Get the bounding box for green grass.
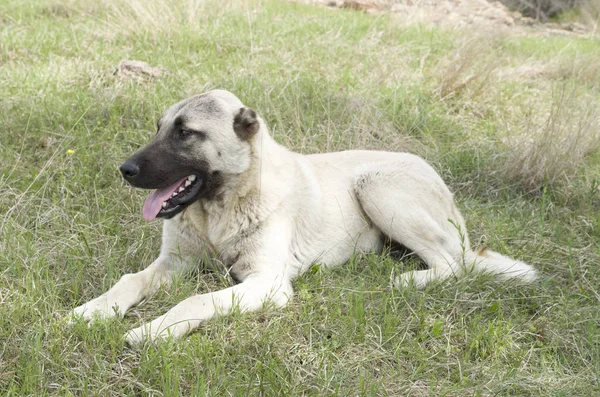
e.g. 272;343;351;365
1;0;600;395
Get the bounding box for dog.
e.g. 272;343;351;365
71;89;537;344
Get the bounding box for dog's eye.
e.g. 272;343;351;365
178;129;207;140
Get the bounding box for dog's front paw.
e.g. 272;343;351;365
69;296;122;323
125;314;194;346
125;322;171;346
124;326;149;346
394;272;415;289
394;269;435;289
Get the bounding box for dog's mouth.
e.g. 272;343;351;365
142;175;203;221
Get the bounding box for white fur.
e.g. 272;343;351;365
71;90;537;344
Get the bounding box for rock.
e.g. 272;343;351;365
114;60;170;79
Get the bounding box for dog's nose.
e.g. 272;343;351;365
120;162;139;180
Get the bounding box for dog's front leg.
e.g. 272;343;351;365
71;254;193;321
125;274;292;344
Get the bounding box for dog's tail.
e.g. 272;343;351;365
463;247;537;282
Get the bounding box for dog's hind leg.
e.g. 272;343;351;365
354;160;536;287
354;163;471;288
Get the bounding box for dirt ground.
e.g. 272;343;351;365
295;0;592;35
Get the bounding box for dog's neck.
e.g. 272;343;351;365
231;121;296;202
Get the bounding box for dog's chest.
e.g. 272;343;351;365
187;197;265;260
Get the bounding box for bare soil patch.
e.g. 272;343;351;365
297;0;591;35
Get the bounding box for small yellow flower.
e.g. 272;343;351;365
67;149;75;155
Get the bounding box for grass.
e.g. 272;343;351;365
1;0;600;395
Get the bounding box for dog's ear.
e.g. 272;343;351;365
233;107;259;141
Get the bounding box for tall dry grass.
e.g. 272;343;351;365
435;37;501;104
433;34;600;194
500;86;600;192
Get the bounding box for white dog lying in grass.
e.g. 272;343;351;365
71;90;537;344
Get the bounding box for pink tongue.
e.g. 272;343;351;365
142;177;188;221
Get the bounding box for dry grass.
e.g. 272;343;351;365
105;0;213;34
500;85;600;192
555;54;600;88
431;34;600;194
435;37;502;103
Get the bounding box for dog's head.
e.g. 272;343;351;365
120;90;260;221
